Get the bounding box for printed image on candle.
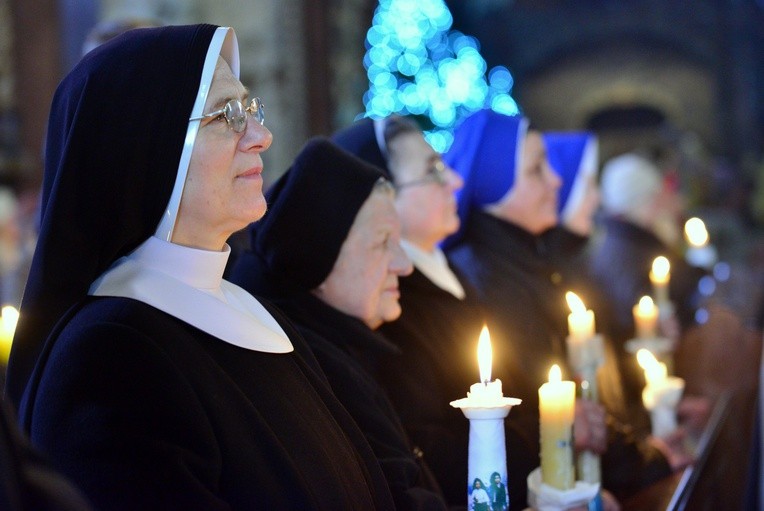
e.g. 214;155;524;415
467;472;508;511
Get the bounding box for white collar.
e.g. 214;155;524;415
400;239;465;299
88;236;292;353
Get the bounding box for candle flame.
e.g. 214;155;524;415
651;256;670;281
636;348;658;370
684;217;709;247
477;325;492;384
565;291;586;314
637;295;655;313
548;364;561;383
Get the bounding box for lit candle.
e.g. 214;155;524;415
636;349;685;438
632;295;658;339
684;217;717;269
539;364;575;490
565;291;595;343
0;305;19;365
649;256;671;308
450;326;520;511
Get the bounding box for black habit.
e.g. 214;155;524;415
8;25;394;510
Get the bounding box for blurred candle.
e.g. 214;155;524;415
632;296;658;339
565;291;595;343
684;217;717;269
649;256;670;307
636;349;667;388
0;305;19;365
539;364;575;490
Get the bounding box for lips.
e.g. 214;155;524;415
237;166;263;178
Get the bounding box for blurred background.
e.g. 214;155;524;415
2;0;764;273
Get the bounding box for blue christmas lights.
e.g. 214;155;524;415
363;0;520;152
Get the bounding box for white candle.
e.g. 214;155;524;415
539;364;575;490
0;305;19;365
565;291;595;343
650;256;671;307
633;295;659;339
450;326;521;511
636;349;685;437
684;217;717;269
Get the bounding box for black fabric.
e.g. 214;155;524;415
6;24;216;406
21;296;394;510
0;399;93;511
331;118;391;179
256;292;448;511
446;211;673;506
246;138;386;297
376;267;484;506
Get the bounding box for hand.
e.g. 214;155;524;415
649;428;695;471
574;399;607;454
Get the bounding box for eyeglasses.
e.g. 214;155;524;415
189;97;265;133
394;159;448;190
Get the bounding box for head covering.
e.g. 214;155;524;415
442;109;529;246
7;24;236;406
331;117;391;178
600;152;662;220
232;138;387;298
543;132;597;213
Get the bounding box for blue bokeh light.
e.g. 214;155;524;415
362;0;520;151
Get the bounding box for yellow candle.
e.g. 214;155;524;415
649;256;670;306
565;291;595;343
632;295;658;339
0;305;19;365
539;364;575;490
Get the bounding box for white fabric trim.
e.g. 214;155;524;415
89;236;292;353
400;239;465;299
156;27;239;242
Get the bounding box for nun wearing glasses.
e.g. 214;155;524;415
6;24;393;510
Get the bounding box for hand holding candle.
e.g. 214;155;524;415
539;364;575;490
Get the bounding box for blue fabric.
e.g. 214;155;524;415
543;132;594;213
442;110;527;247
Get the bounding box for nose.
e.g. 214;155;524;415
446;165;464;192
547;161;562;189
391;241;413;277
239;118;273;153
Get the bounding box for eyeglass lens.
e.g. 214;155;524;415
225;98;264;133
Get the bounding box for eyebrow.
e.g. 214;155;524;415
208;86;250;112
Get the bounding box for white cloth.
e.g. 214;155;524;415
89;236;292;353
600;153;662;220
401;240;465;299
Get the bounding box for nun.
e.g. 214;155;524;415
443;110;686;507
332;116;488;506
6;25;393;510
229;138;450;511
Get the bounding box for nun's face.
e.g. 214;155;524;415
492;131;561;235
388;131;463;252
173;58;272;250
316;188;413;329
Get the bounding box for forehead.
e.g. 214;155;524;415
206;58;247;107
352;190;398;234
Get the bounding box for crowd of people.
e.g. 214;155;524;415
0;22;758;511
